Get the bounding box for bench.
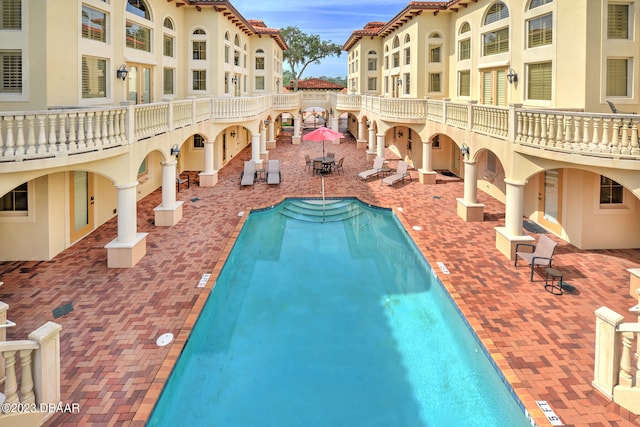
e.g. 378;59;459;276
176;175;190;192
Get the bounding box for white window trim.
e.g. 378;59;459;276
594;174;635;213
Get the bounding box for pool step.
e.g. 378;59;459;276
280;199;363;222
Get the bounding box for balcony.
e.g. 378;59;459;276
0;94;638;171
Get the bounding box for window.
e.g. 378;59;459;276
234;34;240;46
607;58;629;96
224;46;229;63
193;28;205;35
0;0;21;30
529;0;552;7
367;77;377;91
404;48;410;65
485;1;509;25
163;68;174;95
163;17;173;30
255;57;264;70
432;135;440;148
81;56;106;98
527;62;552;100
392;36;399;48
192;70;206;91
404;34;411;43
255;76;265;90
0;183;27;212
126;22;151;52
600;176;624;204
193;41;206;60
459;22;471;34
163;34;174;57
368;58;377;71
429;73;441;92
459;70;470;96
193;134;205;148
430;46;441;63
404;73;410;94
126;0;150;20
459;39;470;60
82;6;106;42
483;27;509;55
608;4;629;39
234;50;240;66
528;13;552;48
0;50;21;93
392;52;399;68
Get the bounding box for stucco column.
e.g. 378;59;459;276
331;117;339;132
376;133;385;159
199;140;218;187
260;127;268;160
456;159;485;221
368;127;376;153
105;181;148;268
154;160;184;227
504;179;526;236
161;160;177;207
495;178;533;260
356;121;367;148
251;133;261;162
116;181;139;243
292;115;301;144
418;140;437;185
267;121;276;149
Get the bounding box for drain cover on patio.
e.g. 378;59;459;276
52;302;73;319
523;220;547;234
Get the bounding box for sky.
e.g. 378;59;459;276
229;0;427;79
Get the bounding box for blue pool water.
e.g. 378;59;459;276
149;199;532;427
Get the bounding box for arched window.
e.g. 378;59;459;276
192;28;206;60
193;28;205;35
459;22;470;34
404;34;411;43
163;17;173;30
224;31;230;41
234;34;240;46
255;49;265;70
126;0;150;20
529;0;552;9
367;50;377;71
428;32;441;39
392;36;400;48
484;1;509;25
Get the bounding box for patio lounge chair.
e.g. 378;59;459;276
514;234;558;281
607;100;636;115
267;159;281;186
381;161;411;187
357;157;384;181
240;160;256;187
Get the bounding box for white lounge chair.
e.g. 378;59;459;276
381;161;411;187
267;159;281;186
240;160;256;187
357;157;384;181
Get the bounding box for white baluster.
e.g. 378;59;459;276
539;113;548;146
618;331;634;387
19;349;35;404
563;116;572;149
547;115;556;147
619;122;629;155
630;121;639;156
5;117;15;156
68;113;77;151
572;116;581;151
600;119;609;153
77;113;86;150
26;115;36;155
57;114;67;153
3;350;18;406
581;117;591;151
590;117;600;151
15;115;25;156
86;111;95;147
533;113;541;144
36;114;47;154
108;110;116;145
93;111;102;148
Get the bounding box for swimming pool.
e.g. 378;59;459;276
149;199;532;426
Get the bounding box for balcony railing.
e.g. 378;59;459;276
1;94;640;165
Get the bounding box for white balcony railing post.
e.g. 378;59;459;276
593;306;625;399
28;321;62;410
508;104;521;143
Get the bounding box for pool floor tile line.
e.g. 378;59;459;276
0;129;639;426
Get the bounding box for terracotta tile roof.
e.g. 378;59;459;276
286;78;345;91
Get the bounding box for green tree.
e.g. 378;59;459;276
281;26;342;91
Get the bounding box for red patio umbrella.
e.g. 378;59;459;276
303;127;344;157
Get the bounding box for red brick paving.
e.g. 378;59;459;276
1;130;639;426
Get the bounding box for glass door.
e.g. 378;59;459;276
538;169;563;234
127;63;152;104
481;68;507;106
70;171;94;243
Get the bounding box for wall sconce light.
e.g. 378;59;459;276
231;76;238;85
170;144;180;157
329;108;333;115
398;131;404;138
264;119;270;125
507;68;518;84
461;143;470;159
397;79;403;86
230;130;236;138
116;64;128;81
366;120;371;127
276;78;280;86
